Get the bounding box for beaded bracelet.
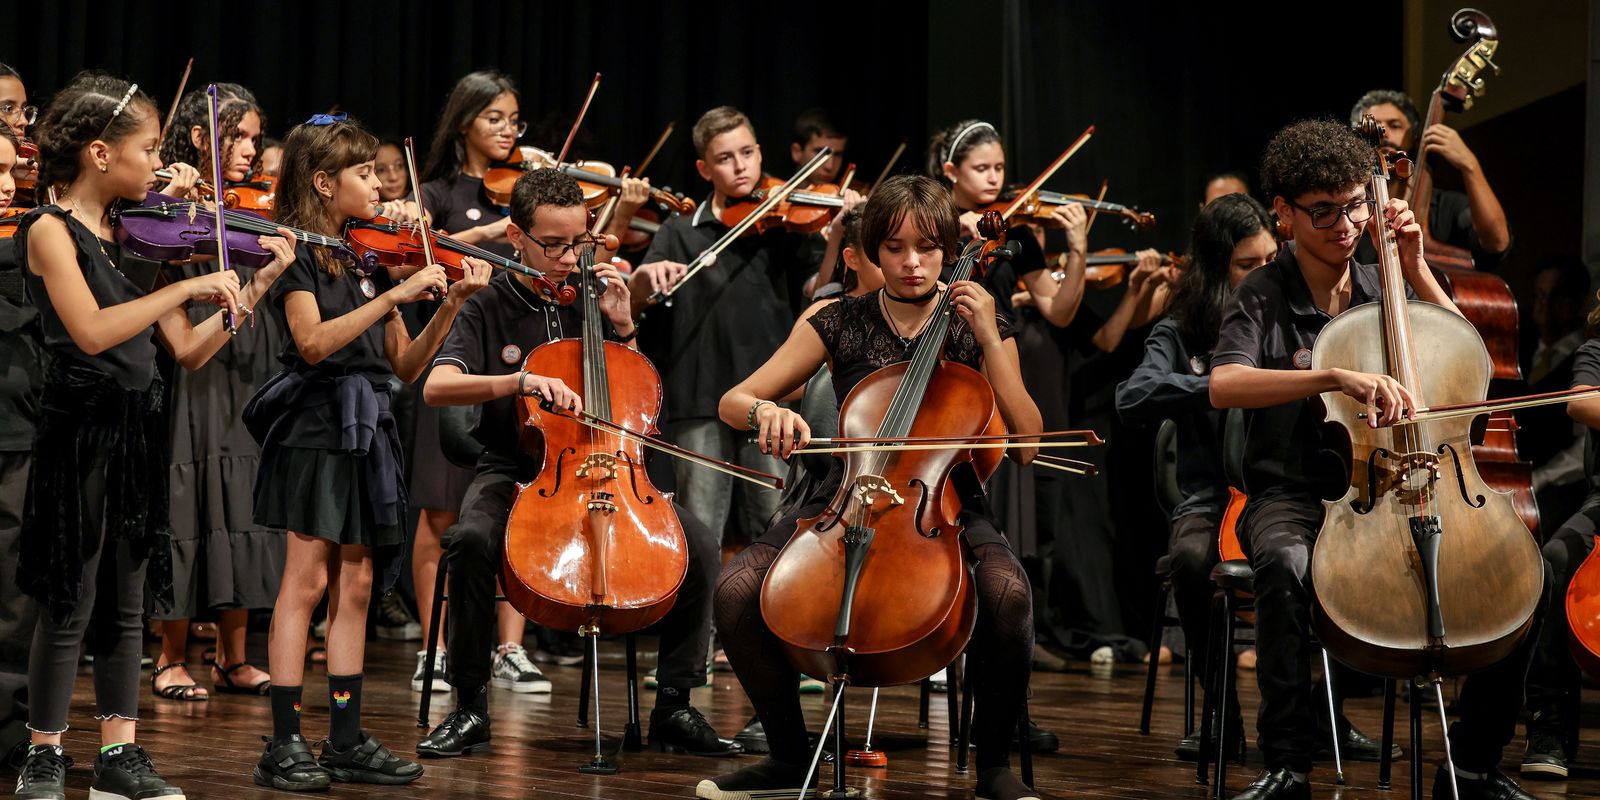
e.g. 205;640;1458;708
747;400;774;430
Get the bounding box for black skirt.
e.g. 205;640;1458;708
254;444;404;550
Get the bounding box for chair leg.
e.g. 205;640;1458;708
1214;595;1238;800
956;655;975;773
623;634;643;751
1018;698;1034;788
1183;645;1196;737
417;554;450;728
1378;678;1397;790
947;655;962;745
1140;579;1172;735
919;677;931;729
1196;591;1224;787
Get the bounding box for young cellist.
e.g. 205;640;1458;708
704;174;1043;800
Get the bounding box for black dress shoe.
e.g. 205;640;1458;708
1316;723;1402;762
1011;720;1060;753
417;707;491;758
649;707;743;757
1231;768;1311;800
733;716;769;754
1432;766;1537;800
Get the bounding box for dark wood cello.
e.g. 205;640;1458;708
1405;9;1539;535
1308;117;1543;794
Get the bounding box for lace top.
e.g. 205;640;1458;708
806;290;1015;408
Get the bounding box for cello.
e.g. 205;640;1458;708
1308;116;1543;792
1404;9;1539;535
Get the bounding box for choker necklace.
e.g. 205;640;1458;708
882;286;941;305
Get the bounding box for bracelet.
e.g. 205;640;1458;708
615;326;639;343
518;372;530;397
746;400;774;430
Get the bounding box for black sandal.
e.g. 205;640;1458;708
214;661;272;695
151;661;209;702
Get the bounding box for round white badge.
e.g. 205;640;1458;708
466;207;483;221
501;344;522;365
1293;348;1313;370
359;277;376;299
1189;355;1207;376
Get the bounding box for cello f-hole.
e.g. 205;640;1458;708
1438;443;1487;509
908;479;938;538
537;447;578;497
620;453;656;505
1354;448;1392;514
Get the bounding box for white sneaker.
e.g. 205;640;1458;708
375;593;422;641
411;649;450;692
490;643;552;694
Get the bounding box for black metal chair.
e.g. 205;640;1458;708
1139;419;1197;737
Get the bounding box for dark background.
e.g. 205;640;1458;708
5;0;1587;642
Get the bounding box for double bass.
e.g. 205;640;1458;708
1404;9;1539;535
1308;117;1542;684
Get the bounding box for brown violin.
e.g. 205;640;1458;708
483;146;695;215
981;188;1156;232
721;174;849;235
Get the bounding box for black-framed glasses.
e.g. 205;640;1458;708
1286;198;1376;229
525;234;599;259
0;102;37;126
477;113;528;139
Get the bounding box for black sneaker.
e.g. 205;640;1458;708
1520;728;1570;781
317;732;422;785
649;707;742;757
14;744;71;800
90;744;183;800
694;757;857;800
252;735;331;792
417;707;491;758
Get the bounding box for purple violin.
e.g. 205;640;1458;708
114;192;367;269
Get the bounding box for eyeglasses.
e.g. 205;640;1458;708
524;234;598;259
477;113;528;139
1286;198;1376;229
0;102;37;126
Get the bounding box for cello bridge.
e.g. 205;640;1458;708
576;453;618;482
850;474;904;510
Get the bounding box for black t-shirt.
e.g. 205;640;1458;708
1354;188;1510;271
969;223;1047;322
419;176;515;261
806;291;1014;408
272;243;397;383
433;271;611;458
639;200;823;422
0;237;42;450
1115;316;1227;517
18;206;158;391
1572;338;1600;488
1211;244;1414;498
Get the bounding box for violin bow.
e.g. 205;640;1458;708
649;146;834;304
160;58;194;143
204;84;241;334
400;137;446;300
591;167;628;238
634;122;674;179
1358;386;1600;426
555;73;602;165
1083;179;1110;235
543;406;784;490
870;141;907;192
1002;125;1095;222
837;164;857;197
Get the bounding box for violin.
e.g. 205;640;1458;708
982;188;1156;232
155;169;277;217
1062;249;1185;289
12;139;38;206
501;235;687;635
114;192;356;269
343;216;575;305
483;146;695;215
0;207;24;239
1306;117;1542;681
720;174;849;235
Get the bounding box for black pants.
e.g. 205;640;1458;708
1168;511;1222;672
443;451;718;698
1524;491;1600;751
0;451;35;751
1241;492;1547;774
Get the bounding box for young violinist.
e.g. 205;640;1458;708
416;166;741;759
246;112;489;791
628;105;855;550
1208;118;1542;800
0;64;35;188
1113;192;1277;756
705;174;1044;800
788;108;846;190
1349;90;1511;269
1519;302;1600;781
11;71;297;800
150;82;277;704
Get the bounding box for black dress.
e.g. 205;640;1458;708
757;291;1015;550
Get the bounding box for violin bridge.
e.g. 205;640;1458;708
850;474;904;510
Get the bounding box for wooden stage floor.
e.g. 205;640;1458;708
38;637;1600;799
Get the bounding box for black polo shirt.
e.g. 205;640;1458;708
1571;338;1600;488
639;198;823;423
1211;244;1415;499
433;270;619;458
1354;188;1510;271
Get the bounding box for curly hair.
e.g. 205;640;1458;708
274;117;379;276
1166;193;1276;353
31;71;157;191
926;119;1001;188
1260;119;1371;203
159;83;263;178
509;167;584;232
860;174;960;267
